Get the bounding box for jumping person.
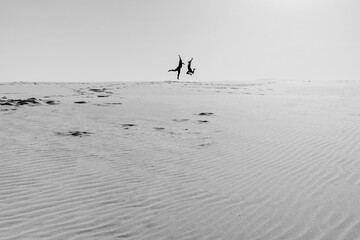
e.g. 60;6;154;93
168;55;185;80
186;58;196;76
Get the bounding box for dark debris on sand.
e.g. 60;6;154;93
56;130;92;137
70;131;91;137
74;101;88;104
89;88;107;93
107;102;122;105
198;112;214;116
0;108;17;112
172;119;189;122
0;97;59;107
44;100;59;105
121;124;136;127
121;124;136;130
93;102;122;107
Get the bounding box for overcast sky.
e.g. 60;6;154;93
1;0;360;82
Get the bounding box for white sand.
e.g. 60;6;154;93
1;80;360;240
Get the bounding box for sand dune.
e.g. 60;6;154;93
1;80;360;239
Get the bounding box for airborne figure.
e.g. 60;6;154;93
168;55;185;80
186;58;196;76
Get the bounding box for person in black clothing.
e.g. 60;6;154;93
186;58;196;76
168;55;185;80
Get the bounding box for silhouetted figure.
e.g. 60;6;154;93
168;55;185;80
186;58;196;76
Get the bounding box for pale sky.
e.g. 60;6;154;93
1;0;360;82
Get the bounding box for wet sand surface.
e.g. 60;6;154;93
1;80;360;240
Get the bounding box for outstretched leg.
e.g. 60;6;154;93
177;70;180;80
